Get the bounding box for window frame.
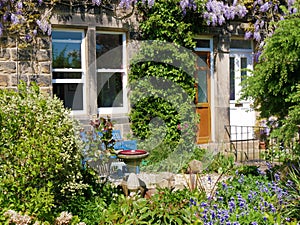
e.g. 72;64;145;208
96;31;128;114
51;29;87;115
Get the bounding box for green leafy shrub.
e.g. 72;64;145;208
0;82;88;222
59;181;123;225
205;152;235;174
141;145;206;173
99;188;204;224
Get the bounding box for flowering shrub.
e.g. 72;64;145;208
3;210;86;225
0;82;89;222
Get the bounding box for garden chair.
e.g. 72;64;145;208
112;130;137;150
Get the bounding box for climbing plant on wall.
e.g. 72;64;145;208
128;0;203;163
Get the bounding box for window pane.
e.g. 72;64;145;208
230;40;252;49
53;83;83;110
96;33;123;69
197;54;208;68
197;70;208;103
241;57;247;82
52;31;82;40
52;42;81;68
230;57;235;100
195;39;210;48
97;72;123;107
53;72;81;79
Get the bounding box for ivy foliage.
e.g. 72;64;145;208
128;0;203;166
0;82;88;222
240;13;300;147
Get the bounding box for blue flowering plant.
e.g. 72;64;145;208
190;166;298;224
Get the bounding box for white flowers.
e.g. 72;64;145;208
4;210;31;225
4;210;87;225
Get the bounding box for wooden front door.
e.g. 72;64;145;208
195;52;211;144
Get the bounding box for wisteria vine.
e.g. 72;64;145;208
0;0;298;46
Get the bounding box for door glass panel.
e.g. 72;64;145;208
196;54;208;68
197;70;208;103
230;57;235;100
96;33;123;69
53;83;83;110
97;72;123;107
241;57;247;82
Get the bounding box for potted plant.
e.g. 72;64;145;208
254;118;269;149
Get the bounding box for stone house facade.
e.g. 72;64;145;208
0;5;256;146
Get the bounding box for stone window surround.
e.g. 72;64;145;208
51;26;129;118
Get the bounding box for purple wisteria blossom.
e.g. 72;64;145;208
259;2;270;12
253;31;261;42
92;0;101;6
36;19;51;35
25;33;32;42
244;31;252;39
10;14;19;24
180;0;197;14
204;0;247;26
119;0;137;8
16;1;22;9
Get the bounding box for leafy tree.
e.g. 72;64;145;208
240;12;300;147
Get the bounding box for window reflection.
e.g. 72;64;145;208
52;42;81;68
97;72;123;107
96;33;123;69
197;70;208;103
53;83;83;110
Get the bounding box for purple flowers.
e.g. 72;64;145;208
259;2;270;12
92;0;102;6
203;0;247;26
191;167;293;224
119;0;136;8
180;0;197;14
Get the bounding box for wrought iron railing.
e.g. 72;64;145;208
224;125;270;162
224;125;298;163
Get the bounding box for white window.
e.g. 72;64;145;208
52;30;86;115
96;31;128;114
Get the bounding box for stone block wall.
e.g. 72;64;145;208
0;36;52;93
